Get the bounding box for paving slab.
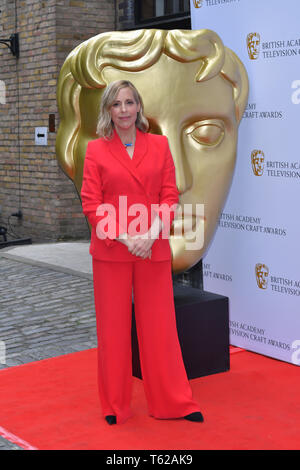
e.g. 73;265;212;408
0;241;92;279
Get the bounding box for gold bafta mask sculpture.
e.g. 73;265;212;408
56;29;248;273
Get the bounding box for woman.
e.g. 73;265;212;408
81;79;203;425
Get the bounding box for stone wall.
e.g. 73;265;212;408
0;0;115;243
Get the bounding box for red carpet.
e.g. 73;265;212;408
0;347;299;450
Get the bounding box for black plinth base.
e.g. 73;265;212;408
131;285;230;380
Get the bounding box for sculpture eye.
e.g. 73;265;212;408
185;120;225;146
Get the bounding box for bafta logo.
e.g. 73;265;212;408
255;263;269;289
193;0;203;7
251;150;265;176
247;33;260;60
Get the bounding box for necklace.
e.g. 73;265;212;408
121;131;136;148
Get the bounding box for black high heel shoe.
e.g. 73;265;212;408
105;415;117;425
184;412;204;422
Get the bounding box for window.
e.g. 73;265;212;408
138;0;190;22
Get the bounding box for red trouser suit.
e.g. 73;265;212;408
81;129;201;423
92;258;201;424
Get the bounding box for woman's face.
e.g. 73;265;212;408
109;87;140;134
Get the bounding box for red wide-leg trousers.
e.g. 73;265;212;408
92;258;201;424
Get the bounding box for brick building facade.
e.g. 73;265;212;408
0;0;190;245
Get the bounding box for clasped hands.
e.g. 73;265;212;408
117;216;163;259
124;233;154;259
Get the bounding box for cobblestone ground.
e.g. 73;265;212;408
0;257;98;450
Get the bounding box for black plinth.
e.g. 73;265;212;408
131;284;230;380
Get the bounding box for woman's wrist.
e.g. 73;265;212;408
148;215;164;240
116;232;128;245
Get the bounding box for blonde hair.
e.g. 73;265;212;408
96;80;149;138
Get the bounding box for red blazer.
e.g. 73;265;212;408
81;128;179;262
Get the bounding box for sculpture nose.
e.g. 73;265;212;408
164;128;193;195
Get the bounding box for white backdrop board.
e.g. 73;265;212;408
190;0;300;365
